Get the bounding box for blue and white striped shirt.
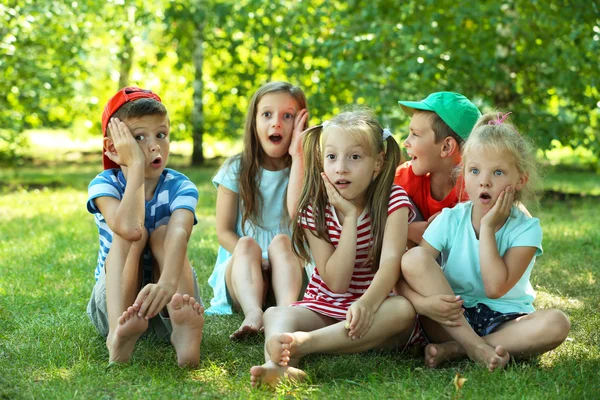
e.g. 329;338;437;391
87;168;199;281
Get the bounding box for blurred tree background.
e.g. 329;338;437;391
1;0;598;166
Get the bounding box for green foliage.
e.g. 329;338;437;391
0;1;93;162
1;1;599;163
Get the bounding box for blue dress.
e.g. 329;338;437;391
206;156;295;315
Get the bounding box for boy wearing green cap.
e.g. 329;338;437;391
394;92;481;247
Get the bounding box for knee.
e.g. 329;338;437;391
235;236;261;255
268;234;291;253
263;305;287;322
396;296;417;319
401;247;430;279
387;296;417;325
542;309;571;344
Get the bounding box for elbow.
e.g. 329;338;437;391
113;224;144;242
324;275;350;294
329;283;350;294
216;229;229;247
484;284;507;299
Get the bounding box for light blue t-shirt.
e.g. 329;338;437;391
87;168;199;281
206;156;292;315
423;202;543;314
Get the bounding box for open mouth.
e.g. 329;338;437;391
480;193;491;200
269;134;282;144
335;180;351;185
151;156;162;167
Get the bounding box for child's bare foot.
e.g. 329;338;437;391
424;342;463;368
467;343;510;371
250;361;307;388
266;332;296;366
230;309;263;341
169;293;204;367
107;305;148;363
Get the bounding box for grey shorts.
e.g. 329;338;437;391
86;266;201;340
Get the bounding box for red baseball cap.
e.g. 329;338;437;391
101;86;162;170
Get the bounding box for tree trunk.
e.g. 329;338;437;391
191;17;205;166
117;6;135;89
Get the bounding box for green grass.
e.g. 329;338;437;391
1;161;599;399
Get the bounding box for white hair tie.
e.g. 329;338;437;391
382;128;392;140
322;120;329;129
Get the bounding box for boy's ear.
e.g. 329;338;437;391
104;137;116;153
440;137;459;158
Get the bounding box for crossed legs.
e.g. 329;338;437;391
250;296;417;387
402;247;569;369
422;309;570;367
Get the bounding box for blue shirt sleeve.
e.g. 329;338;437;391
169;174;199;225
213;157;240;193
87;170;122;214
509;214;543;256
422;206;455;252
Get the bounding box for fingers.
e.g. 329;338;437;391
345;309;353;331
108;118;129;141
321;173;338;200
347;306;360;337
294;109;308;130
352;313;373;339
134;285;151;317
347;306;374;339
503;186;515;210
442;295;464;317
104;150;120;164
440;294;461;303
145;291;169;319
135;285;166;319
290;109;309;157
320;173;343;205
491;190;505;213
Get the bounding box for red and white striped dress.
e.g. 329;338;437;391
291;185;415;320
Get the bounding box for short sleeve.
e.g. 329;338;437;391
422;206;455;252
388;185;416;223
87;170;122;214
169;175;199;222
510;216;543;256
393;162;417;198
213;157;240;193
299;204;316;231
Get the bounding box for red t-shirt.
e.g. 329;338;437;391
393;162;467;220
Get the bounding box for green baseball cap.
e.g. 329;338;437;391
398;92;481;139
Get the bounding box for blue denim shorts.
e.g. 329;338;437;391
464;303;527;337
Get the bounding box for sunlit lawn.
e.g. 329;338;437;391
1;149;599;398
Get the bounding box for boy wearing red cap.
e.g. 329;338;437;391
394;92;481;247
86;87;204;366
